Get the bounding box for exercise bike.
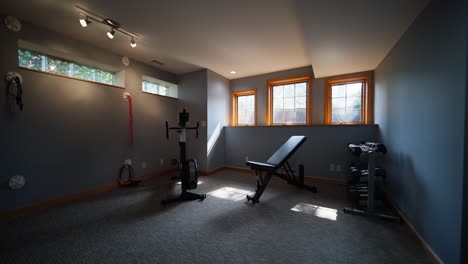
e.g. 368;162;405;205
161;109;206;204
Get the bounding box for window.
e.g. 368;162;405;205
325;74;373;124
142;76;178;98
232;89;256;126
267;76;311;125
18;48;115;85
142;80;168;96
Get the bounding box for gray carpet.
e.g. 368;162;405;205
0;170;433;264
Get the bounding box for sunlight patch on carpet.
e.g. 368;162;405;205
208;187;252;201
291;203;338;221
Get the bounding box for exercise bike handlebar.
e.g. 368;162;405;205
165;121;200;140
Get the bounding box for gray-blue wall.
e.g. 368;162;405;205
462;3;468;263
228;67;378;179
0;21;180;212
225;126;377;179
207;70;230;170
177;69;208;171
374;0;466;263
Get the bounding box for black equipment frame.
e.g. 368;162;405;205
162;109;206;204
246;136;317;204
344;143;399;223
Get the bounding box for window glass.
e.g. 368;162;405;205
18;49;42;70
237;95;255;125
330;82;363;123
232;89;256;126
141;77;177;98
272;81;307;124
143;81;165;95
18;48;115;85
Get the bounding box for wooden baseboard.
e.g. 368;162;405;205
136;167;177;181
222;165;255;174
200;165;254;175
199;166;227;176
386;196;443;264
0;167;176;222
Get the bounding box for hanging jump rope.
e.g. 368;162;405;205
123;92;133;145
119;93;139;186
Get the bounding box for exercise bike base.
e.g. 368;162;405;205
246;195;259;204
162;191;206;205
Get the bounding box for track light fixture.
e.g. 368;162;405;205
76;6;139;48
79;16;91;27
107;28;115;39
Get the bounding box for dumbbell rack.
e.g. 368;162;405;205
344;143;400;222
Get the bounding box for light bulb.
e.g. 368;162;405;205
79;18;87;27
107;28;115;39
130;37;136;48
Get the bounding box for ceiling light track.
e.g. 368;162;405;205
76;5;139;48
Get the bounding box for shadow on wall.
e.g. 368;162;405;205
0;179;11;191
387;151;425;227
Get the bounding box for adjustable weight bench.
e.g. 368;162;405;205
246;135;317;204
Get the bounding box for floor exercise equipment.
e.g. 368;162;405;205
118;160;140;187
245;135;317;204
162;109;206;204
343;142;399;222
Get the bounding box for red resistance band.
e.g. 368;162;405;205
127;94;133;145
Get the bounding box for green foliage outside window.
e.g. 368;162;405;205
18;49;42;70
18;48;115;85
47;57;70;75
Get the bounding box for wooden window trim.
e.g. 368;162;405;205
325;73;373;125
142;91;178;100
266;75;312;126
232;89;257;126
18;66;125;89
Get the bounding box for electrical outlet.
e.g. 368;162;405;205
330;164;336;172
141;161;147;169
160;159;164;165
336;164;341;172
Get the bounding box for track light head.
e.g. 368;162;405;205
79;18;87;27
76;6;139;47
79;17;91;27
107;28;115;39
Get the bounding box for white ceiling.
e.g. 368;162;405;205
1;0;429;79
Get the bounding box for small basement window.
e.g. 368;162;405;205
232;89;256;126
325;73;373;124
142;76;178;98
18;48;116;85
267;75;311;125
